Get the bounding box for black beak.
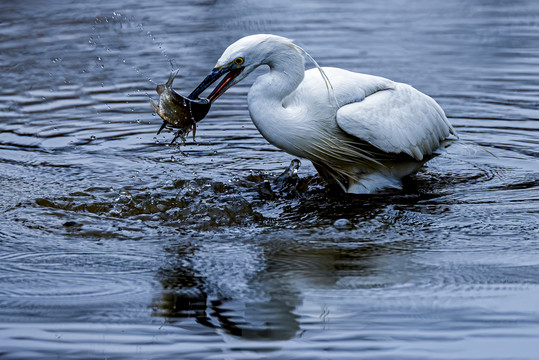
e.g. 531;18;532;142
188;65;243;104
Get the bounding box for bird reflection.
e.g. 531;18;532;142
153;242;301;340
153;238;392;341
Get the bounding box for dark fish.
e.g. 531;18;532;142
150;70;211;144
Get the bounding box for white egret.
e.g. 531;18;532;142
189;34;457;194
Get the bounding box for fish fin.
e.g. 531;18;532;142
171;130;186;145
170;133;179;144
166;69;180;88
157;121;167;135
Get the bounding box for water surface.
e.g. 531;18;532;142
0;0;538;359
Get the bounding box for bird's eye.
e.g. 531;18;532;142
233;57;244;65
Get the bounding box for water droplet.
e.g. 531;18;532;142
90;135;96;141
170;155;176;162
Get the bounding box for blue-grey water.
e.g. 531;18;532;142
1;0;538;359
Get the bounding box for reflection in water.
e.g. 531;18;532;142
154;237;390;341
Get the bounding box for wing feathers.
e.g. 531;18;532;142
336;83;454;160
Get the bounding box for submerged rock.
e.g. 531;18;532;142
333;218;353;230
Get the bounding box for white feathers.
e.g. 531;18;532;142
212;34;457;193
336;83;456;161
290;44;338;104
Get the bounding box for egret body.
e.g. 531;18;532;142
190;34;456;193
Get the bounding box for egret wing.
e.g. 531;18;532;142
336;83;456;161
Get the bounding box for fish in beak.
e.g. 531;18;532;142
151;63;243;144
150;70;210;144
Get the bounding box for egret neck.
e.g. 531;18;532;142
247;46;314;158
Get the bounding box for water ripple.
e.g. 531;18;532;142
1;0;539;358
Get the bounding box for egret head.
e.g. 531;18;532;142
189;34;295;103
